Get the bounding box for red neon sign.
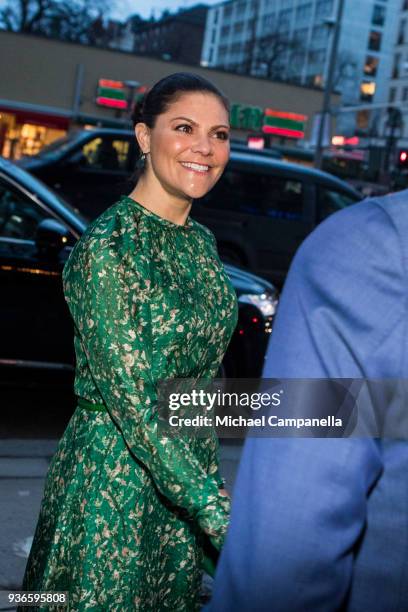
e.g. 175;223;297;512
262;126;305;138
96;97;128;109
264;109;308;122
99;79;124;89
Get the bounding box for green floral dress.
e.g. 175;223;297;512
19;195;238;611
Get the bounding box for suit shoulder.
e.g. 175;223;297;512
295;195;398;269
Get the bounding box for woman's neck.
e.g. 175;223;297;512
128;177;192;227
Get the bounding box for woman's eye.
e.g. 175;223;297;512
175;124;192;133
216;131;229;141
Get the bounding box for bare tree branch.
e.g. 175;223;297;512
0;0;117;43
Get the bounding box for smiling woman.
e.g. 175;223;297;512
129;72;231;225
18;72;238;612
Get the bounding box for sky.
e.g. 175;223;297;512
110;0;222;21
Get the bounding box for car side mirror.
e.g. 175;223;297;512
35;218;71;257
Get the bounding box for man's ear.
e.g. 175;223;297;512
134;122;150;154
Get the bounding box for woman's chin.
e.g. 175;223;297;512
183;184;214;200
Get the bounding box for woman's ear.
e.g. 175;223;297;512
134;122;150;154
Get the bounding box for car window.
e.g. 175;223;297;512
72;137;131;171
0;179;52;240
198;168;304;220
262;177;303;220
318;187;357;221
36;134;80;157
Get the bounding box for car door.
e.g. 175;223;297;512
255;170;312;281
53;135;136;219
0;173;75;370
192;162;311;285
192;164;263;268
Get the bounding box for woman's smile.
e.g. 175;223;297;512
179;161;212;174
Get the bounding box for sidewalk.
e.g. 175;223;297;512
0;438;243;602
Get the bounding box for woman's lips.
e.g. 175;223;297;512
180;162;211;175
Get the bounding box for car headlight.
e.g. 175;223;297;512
238;292;279;318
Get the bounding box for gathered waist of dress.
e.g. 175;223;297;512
76;396;107;412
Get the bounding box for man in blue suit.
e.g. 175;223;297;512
208;192;408;611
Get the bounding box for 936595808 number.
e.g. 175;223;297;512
1;591;68;607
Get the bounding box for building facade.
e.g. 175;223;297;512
132;5;209;65
386;0;408;146
0;31;339;160
201;0;400;137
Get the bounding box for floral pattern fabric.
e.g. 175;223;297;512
19;195;238;611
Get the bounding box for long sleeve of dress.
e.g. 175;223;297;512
62;240;230;550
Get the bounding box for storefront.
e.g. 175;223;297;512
0;31;339;161
0;104;70;159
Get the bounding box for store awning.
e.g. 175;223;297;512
0;99;71;129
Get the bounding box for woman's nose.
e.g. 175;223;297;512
191;133;213;155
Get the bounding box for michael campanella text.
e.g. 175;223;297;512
168;415;343;428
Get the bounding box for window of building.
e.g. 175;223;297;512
312;24;328;42
372;4;386;26
403;86;408;101
280;8;293;21
218;45;228;59
233;21;244;35
360;81;376;101
404;0;408;11
398;20;406;44
221;25;231;38
368;30;382;51
316;0;333;17
393;53;401;78
309;49;326;64
224;5;233;18
357;109;370;131
389;87;397;103
364;55;379;76
263;12;275;31
294;27;308;43
213;9;219;24
246;18;256;33
3;122;66;159
236;1;247;14
296;3;312;21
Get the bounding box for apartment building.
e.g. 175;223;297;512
132;5;209;65
201;0;400;137
387;0;408;144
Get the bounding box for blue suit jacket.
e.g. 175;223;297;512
208;192;408;611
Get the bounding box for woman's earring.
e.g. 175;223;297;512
137;152;146;169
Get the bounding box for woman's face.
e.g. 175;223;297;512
138;91;230;201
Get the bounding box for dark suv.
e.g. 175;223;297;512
0;158;278;390
19;129;361;286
